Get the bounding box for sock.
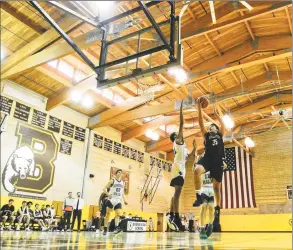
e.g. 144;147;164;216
170;212;174;219
103;227;107;232
196;190;201;199
175;212;179;218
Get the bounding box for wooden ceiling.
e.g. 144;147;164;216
1;1;292;159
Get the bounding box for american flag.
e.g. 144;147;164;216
221;147;256;209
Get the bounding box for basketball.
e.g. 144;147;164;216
198;96;209;109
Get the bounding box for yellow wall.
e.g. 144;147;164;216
221;214;292;231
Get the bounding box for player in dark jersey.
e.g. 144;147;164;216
192;100;226;224
96;189;109;233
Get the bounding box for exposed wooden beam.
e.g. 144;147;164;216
89;79;292;129
204;34;221;56
46;74;96;110
285;7;292;35
1;2;46;34
191;36;292;73
121;115;179;142
1;16;81;74
264;62;270;72
89;102;177;128
181;2;237;41
117;85;137;97
233;93;292;114
187;6;197;21
36;66;73;88
223;71;291;96
182;2;291;41
147;130;201;153
157;74;186;99
240;10;255;41
149;93;292;153
180;84;189;97
1;28;99;80
88;90;170;129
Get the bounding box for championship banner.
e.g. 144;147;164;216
110;167;130;195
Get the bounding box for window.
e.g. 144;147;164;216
57;60;74;78
102;89;114;100
114;94;124;104
48;60;58;69
74;71;86;82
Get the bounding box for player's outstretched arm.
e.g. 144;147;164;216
103;180;114;198
176;100;184;145
186;139;198;168
197;100;207;136
123;194;128;205
214;105;225;136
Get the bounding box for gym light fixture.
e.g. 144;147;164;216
168;66;188;83
222;114;235;129
150;132;160;141
145;129;160;141
71;91;82;102
239;1;253;11
82;95;94;108
209;1;216;24
1;47;5;61
244;137;255;148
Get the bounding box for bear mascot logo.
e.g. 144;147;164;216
2;146;35;193
2;122;58;194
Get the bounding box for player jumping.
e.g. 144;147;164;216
102;169;128;235
192;100;226;225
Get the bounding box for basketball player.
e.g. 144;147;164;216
0;199;15;231
168;101;198;231
192;99;226;224
199;171;214;239
96;189;109;233
102;169;128;235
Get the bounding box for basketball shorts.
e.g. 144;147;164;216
170;175;185;187
197;156;224;183
201;187;214;203
100;202;107;217
170;162;186;187
106;198;122;210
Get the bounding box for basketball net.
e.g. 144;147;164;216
137;79;161;104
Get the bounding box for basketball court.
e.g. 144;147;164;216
0;1;292;250
1;231;291;249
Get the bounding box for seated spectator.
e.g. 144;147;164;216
185;219;189;231
43;205;58;230
128;213;132;219
0;199;15;231
121;212;126;220
50;204;56;218
194;219;199;232
27;202;34;226
16;201;30;231
41;205;46;215
92;211;100;229
149;217;154;232
33;204;48;231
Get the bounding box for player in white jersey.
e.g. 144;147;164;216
167;101;198;231
103;169;128;235
199;171;214;239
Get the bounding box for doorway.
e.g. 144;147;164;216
157;213;164;232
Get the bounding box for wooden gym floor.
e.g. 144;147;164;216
0;231;291;250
